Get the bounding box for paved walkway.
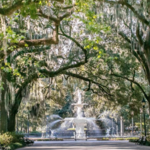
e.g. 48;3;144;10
18;140;150;150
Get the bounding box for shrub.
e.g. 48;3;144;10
0;132;24;146
36;138;63;141
97;137;139;141
129;139;138;142
147;135;150;142
3;142;25;150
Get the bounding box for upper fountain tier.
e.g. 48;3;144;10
72;89;88;108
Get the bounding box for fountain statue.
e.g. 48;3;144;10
65;89;88;139
106;128;111;137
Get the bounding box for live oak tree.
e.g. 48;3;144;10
59;0;145;105
69;0;150;116
0;0;83;133
17;77;68;132
0;0;111;133
92;0;150;115
63;46;144;112
45;11;143;117
51;1;150;127
1;0;149;133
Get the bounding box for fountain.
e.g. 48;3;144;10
42;89;105;139
65;89;89;139
41;89;141;139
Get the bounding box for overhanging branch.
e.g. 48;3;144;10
59;25;88;63
111;73;148;99
14;24;58;48
98;0;150;26
39;61;86;77
63;71;112;96
10;46;50;61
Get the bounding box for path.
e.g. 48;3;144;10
18;140;150;150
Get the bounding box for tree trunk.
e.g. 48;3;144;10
7;111;16;132
7;95;22;132
0;71;22;133
0;101;8;133
21;120;23;132
0;96;20;133
148;97;150;132
148;98;150;117
0;73;8;133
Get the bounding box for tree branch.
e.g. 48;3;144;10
39;61;86;77
59;7;74;21
111;73;148;99
98;0;150;26
118;31;150;83
0;0;27;16
38;6;74;24
136;23;144;46
38;9;60;24
17;59;88;97
59;25;88;63
10;46;50;61
63;71;112;96
13;24;59;48
9;6;74;50
119;31;131;43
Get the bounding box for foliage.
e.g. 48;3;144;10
0;0;95;133
129;136;150;146
0;132;24;146
0;0;150;135
36;138;63;141
147;135;150;142
6;142;25;150
97;137;139;141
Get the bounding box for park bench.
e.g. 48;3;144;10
134;137;142;145
138;136;147;145
142;136;147;145
0;144;6;150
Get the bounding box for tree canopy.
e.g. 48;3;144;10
0;0;150;133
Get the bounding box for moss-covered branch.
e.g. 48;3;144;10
98;0;150;26
63;71;112;96
111;73;149;100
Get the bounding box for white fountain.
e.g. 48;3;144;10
42;89;102;139
65;89;88;139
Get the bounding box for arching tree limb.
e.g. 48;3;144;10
97;0;150;26
15;24;59;48
111;73;149;100
63;71;112;96
59;25;88;63
10;46;51;61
